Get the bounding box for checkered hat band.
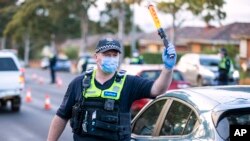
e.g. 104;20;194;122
96;44;120;53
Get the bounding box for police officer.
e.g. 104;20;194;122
47;37;177;141
217;48;232;85
49;54;57;84
130;51;144;64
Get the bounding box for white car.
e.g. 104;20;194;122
0;51;24;112
176;53;239;86
41;57;49;69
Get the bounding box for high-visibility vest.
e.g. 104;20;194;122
84;69;127;100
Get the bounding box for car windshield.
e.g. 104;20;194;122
140;70;184;81
216;110;250;140
0;57;18;71
199;57;219;67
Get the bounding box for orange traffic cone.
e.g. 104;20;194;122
44;95;51;110
25;88;32;103
56;77;63;88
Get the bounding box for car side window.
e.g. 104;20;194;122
140;71;161;80
132;99;166;136
160;101;198;136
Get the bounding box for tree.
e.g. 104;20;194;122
100;0;142;59
0;0;18;49
4;0;101;62
157;0;226;44
99;2;135;34
4;0;48;64
125;0;143;55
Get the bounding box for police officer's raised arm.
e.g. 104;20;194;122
150;41;176;97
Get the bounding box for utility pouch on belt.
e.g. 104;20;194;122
101;115;118;123
70;103;84;134
95;110;119;123
92;120;119;131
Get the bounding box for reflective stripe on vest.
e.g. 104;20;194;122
83;70;126;100
219;57;232;69
219;57;227;69
131;58;139;63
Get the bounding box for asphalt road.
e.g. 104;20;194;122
0;68;80;141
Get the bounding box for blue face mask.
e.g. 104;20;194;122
100;57;119;74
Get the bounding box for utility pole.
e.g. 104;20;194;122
80;1;90;57
130;3;137;57
24;33;30;67
1;37;6;49
118;0;125;61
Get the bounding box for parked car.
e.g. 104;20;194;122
53;58;71;72
131;68;191;117
138;69;190;90
176;53;239;86
77;56;96;73
41;56;71;72
41;57;49;69
131;85;250;141
0;51;24;112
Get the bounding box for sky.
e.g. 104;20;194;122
17;0;250;32
88;0;250;32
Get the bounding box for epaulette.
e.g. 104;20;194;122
115;70;126;82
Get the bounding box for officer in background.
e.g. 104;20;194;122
217;48;232;85
130;51;144;64
47;37;177;141
81;56;90;73
49;54;57;84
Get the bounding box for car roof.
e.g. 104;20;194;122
0;51;17;57
199;54;220;59
162;85;250;113
181;53;219;59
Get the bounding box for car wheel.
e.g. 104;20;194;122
0;101;7;107
11;105;20;112
11;97;21;112
197;77;203;86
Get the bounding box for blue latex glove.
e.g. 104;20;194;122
162;41;177;70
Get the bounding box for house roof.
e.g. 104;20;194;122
61;34;118;50
61;22;250;50
140;22;250;46
177;22;250;45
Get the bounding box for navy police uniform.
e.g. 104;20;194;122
56;71;154;141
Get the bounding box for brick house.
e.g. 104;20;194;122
138;22;250;54
60;22;250;59
233;33;250;71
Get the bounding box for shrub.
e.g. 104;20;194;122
64;47;78;60
142;52;184;64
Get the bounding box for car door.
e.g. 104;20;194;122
131;97;200;141
155;99;200;141
131;98;169;141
